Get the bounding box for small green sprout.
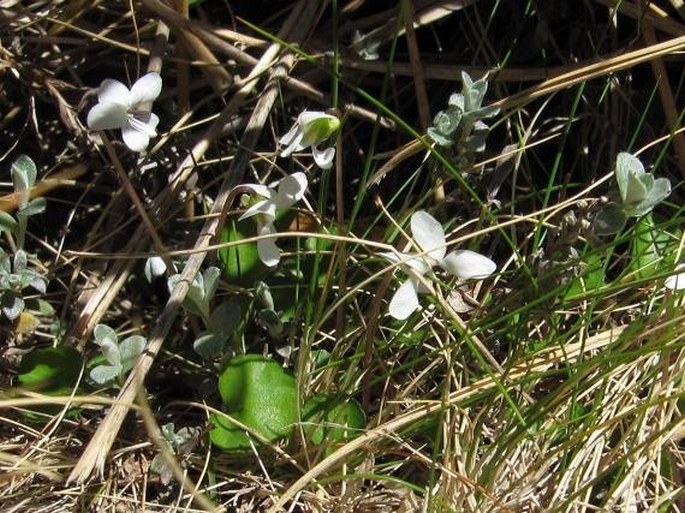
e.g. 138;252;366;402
593;152;672;236
89;324;146;385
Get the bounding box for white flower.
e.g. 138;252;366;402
279;111;340;170
384;210;496;320
665;263;685;291
239;172;308;267
87;72;162;152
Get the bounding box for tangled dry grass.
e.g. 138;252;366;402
1;0;685;511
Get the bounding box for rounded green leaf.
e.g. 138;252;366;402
211;354;297;450
303;394;366;449
218;218;264;284
119;335;145;372
17;346;82;420
89;364;121;385
18;346;82;392
625;177;671;217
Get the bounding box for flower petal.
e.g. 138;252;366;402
381;251;430;276
129;72;162;105
121;123;151;152
312;145;335;170
98;79;131;106
256;223;280;267
279;125;305;157
239;198;277;222
441;250;496;280
298;111;340;146
242;184;273;198
275;172;307;208
128;112;159;138
388;278;420;320
298;110;331;125
87;102;128;131
258;238;281;267
665;264;685;291
411;210;446;261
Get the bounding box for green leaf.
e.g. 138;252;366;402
615;152;645;205
0;212;17;234
624;177;671;217
303;395;366;449
1;291;24;320
254;281;274;310
13;250;27;272
11;154;37;193
427;126;455;147
18;346;82;392
168;272;206;319
25;271;47;294
94;324;117;344
256;308;284;338
218;217;263;284
207;301;241;339
18;197;47;217
615;152;671;217
563;251;606;298
93;324;120;367
629;215;672;280
34;298;55;316
210;354;297;450
119;335;145;373
193;332;225;361
202;267;221;303
89;364;121;385
592;205;627;236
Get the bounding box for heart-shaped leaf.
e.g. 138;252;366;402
19;346;82;392
303;394;366;451
218;218;263;284
210;354;297;450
